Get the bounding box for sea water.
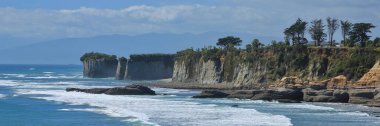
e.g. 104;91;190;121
1;65;380;126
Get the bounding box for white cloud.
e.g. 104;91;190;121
0;1;379;40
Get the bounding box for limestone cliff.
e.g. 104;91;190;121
124;54;175;80
172;47;379;88
115;57;128;80
81;52;118;78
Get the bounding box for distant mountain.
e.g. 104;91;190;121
0;32;280;64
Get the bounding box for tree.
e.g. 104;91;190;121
246;39;264;52
327;17;339;46
374;37;380;47
340;20;352;46
284;18;308;45
349;23;376;47
216;36;242;49
308;19;326;46
251;39;264;49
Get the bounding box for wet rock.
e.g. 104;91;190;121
348;89;375;104
192;90;230;98
303;88;349;102
66;85;156;95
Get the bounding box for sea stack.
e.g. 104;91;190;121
81;52;118;78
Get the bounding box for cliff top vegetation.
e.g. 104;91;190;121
80;52;117;62
129;54;175;62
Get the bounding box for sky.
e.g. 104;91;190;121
0;0;379;41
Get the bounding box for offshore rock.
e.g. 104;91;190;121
192;90;230;98
66;85;156;95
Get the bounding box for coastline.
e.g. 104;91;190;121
151;81;380;118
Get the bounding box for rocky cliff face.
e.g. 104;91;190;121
357;61;380;87
83;59;118;78
115;57;128;80
124;54;175;80
172;47;379;88
172;59;223;84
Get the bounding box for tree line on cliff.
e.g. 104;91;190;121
176;17;379;82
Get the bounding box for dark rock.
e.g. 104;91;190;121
303;88;349;102
349;89;375;104
271;88;304;101
277;99;302;103
226;90;258;99
227;88;303;101
192;90;230;98
231;104;239;107
66;85;156;95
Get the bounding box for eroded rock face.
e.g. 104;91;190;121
357;61;380;87
66;85;156;95
124;56;175;80
326;75;349;89
115;58;127;80
348;89;376;104
172;59;223;84
83;59;118;78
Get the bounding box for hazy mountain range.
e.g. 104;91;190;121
0;32;280;64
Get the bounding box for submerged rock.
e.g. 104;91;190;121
66;85;156;95
192;90;230;98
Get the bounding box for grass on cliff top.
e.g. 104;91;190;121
80;52;117;61
129;54;175;62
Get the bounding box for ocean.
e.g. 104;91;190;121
1;64;380;126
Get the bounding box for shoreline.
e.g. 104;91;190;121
150;81;380;118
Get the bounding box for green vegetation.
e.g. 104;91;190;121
129;54;175;67
80;52;117;62
175;16;380;83
349;23;376;47
327;17;339;46
129;54;175;61
284;18;308;45
216;36;242;49
309;19;326;46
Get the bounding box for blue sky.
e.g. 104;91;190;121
0;0;379;41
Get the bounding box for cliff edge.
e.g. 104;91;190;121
81;52;118;78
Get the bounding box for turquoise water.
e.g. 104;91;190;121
1;65;380;126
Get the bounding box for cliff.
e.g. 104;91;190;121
356;60;380;87
115;57;128;80
172;46;380;88
124;54;175;80
81;52;118;78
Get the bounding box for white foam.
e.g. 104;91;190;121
0;80;20;86
152;87;197;94
18;89;293;126
0;93;6;99
43;72;55;74
2;74;26;78
278;103;335;111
